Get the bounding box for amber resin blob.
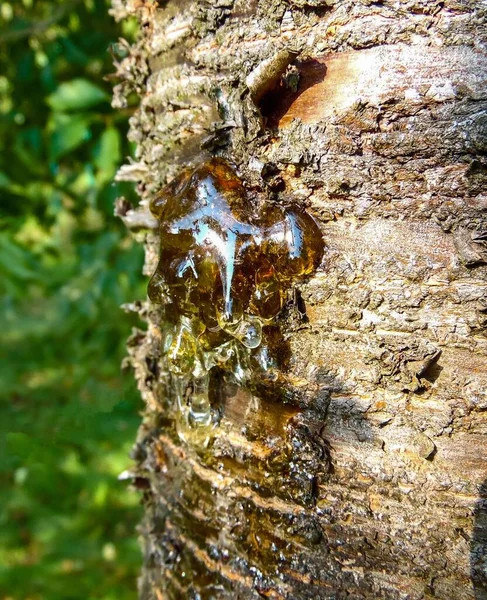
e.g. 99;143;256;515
148;158;324;444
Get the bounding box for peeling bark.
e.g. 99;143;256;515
112;1;487;598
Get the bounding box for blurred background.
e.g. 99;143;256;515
0;1;145;598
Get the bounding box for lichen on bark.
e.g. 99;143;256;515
111;0;487;598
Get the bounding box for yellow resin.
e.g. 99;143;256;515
148;158;324;444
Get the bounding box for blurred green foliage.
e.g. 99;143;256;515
0;1;145;598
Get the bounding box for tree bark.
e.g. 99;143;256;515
111;1;487;598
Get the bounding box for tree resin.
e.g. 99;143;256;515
148;158;324;445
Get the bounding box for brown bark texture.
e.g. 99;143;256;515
110;0;487;598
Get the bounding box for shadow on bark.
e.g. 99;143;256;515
135;369;379;600
472;478;487;599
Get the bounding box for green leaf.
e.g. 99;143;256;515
69;164;96;197
6;432;33;460
0;234;38;285
94;126;121;182
48;113;91;160
0;172;12;189
46;78;108;112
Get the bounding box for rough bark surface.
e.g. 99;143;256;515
110;1;487;598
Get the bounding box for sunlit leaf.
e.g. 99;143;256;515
46;78;109;112
94;126;121;182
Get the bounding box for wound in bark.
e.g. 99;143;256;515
148;158;324;445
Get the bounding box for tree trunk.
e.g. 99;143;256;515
111;1;487;598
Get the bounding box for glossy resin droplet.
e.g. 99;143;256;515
148;158;324;445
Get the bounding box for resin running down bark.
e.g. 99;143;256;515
148;158;324;445
112;0;487;597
